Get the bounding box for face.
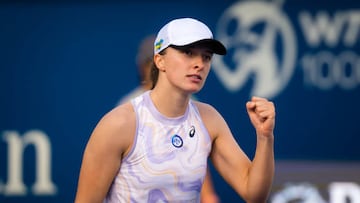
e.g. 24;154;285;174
155;45;213;94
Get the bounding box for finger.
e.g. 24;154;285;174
246;101;256;110
259;109;275;119
253;101;275;116
250;97;269;111
247;97;266;108
251;96;268;102
259;105;276;119
254;102;271;113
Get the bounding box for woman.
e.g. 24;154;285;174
75;17;275;203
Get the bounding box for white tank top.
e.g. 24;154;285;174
104;91;211;203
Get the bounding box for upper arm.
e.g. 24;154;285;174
195;102;251;198
75;103;136;203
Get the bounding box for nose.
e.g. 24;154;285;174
193;55;205;70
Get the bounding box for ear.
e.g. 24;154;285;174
154;54;165;72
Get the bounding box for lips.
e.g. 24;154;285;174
187;74;202;81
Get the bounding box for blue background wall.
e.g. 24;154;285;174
1;0;359;202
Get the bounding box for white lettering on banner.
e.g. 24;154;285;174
271;182;360;203
299;11;360;47
301;51;360;89
298;10;360;91
213;1;360;98
329;182;360;203
0;130;57;196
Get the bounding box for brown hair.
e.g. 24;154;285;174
150;62;159;89
150;49;166;89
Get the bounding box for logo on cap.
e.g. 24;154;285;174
155;39;164;52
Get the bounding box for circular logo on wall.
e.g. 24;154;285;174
271;183;327;203
212;1;297;99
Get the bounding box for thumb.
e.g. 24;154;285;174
246;100;256;111
246;101;259;122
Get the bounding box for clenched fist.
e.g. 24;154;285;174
246;96;275;137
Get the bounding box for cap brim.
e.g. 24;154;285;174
172;39;227;55
188;39;227;55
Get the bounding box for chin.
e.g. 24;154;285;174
187;88;202;94
183;84;204;94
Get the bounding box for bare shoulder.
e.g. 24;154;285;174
193;101;222;120
193;101;218;116
88;102;136;158
192;101;225;139
103;102;136;127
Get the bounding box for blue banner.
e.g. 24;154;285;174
1;0;359;202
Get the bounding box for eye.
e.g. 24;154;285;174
182;49;193;56
203;53;212;62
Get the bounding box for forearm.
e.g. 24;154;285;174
246;134;275;203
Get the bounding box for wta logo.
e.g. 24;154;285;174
212;1;297;99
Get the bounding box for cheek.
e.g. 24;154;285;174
164;63;183;81
204;64;211;75
164;56;183;69
166;58;186;73
203;70;210;83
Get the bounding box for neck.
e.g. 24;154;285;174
150;87;191;118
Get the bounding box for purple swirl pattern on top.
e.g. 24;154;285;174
104;91;211;202
148;189;168;203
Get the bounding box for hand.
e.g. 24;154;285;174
246;96;275;137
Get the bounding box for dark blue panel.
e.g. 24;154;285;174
0;0;359;202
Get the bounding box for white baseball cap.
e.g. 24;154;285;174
154;18;226;55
